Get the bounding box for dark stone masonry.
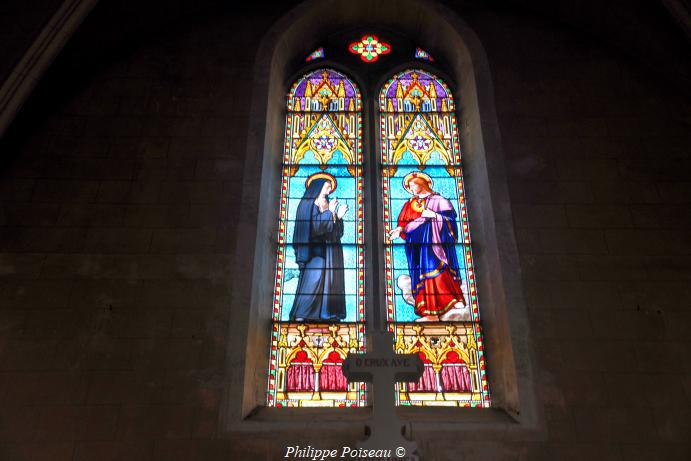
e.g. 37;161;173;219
0;0;689;460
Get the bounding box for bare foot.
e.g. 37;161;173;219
415;315;440;322
440;305;471;321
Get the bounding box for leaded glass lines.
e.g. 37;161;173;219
380;69;491;407
266;66;492;409
267;69;366;408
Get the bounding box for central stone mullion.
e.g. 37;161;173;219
342;330;423;457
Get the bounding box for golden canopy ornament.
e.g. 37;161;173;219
391;114;452;167
292;115;354;166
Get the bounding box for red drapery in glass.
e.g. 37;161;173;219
440;351;471;392
287;350;315;392
407;352;437;392
319;351;348;391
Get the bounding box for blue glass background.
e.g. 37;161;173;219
278;141;363;322
286;163;359;245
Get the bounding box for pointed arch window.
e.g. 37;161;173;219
226;1;538;434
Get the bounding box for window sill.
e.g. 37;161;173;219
236;407;520;430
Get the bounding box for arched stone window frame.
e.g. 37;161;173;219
222;0;541;436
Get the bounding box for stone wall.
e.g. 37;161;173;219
0;1;689;460
0;0;63;84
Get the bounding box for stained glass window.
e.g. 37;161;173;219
348;35;391;62
267;69;367;408
379;69;491;407
414;47;434;62
306;47;325;62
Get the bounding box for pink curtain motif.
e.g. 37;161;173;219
287;350;315;392
407;352;438;392
319;351;348;391
440;351;472;392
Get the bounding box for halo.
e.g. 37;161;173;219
403;171;433;194
305;172;337;192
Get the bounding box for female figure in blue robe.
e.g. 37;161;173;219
290;173;348;322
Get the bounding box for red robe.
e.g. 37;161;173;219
398;196;465;317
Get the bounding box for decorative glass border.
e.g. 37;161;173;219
267;69;366;407
379;69;491;407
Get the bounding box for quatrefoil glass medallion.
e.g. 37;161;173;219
348;34;391;62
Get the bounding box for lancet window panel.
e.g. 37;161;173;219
267;68;366;408
380;69;490;407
